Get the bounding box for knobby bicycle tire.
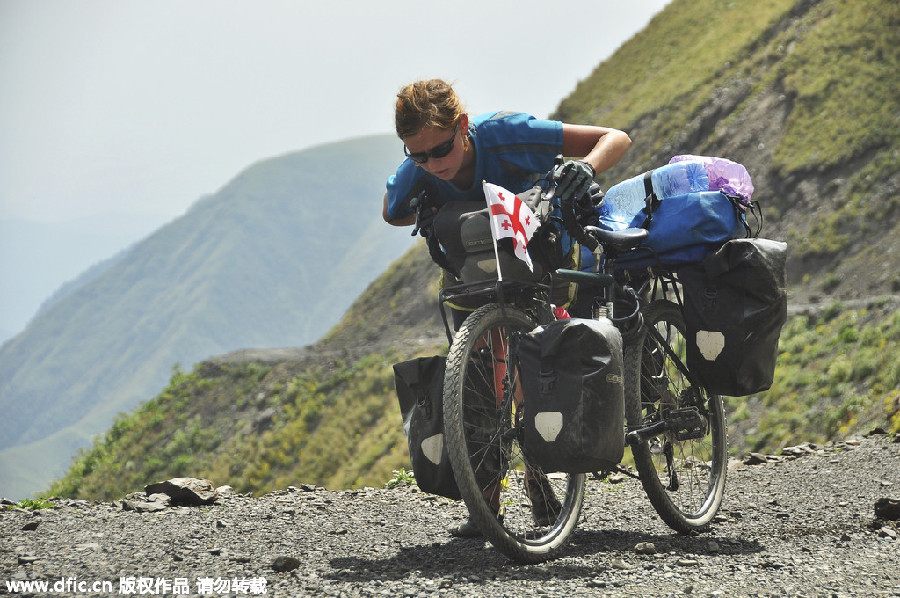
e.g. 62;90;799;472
624;300;728;532
443;303;585;563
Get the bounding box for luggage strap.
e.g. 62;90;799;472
639;171;661;229
425;233;461;279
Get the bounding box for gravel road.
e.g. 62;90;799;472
2;435;898;598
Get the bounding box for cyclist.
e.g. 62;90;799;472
382;78;631;536
383;78;630;228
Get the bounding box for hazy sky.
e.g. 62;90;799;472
1;0;670;223
0;0;671;340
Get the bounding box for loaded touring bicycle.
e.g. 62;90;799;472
393;156;787;563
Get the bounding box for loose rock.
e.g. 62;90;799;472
271;556;302;572
144;477;219;506
874;497;900;520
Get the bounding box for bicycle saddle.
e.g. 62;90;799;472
584;226;649;252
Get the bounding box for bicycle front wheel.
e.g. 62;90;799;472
624;300;727;532
443;303;585;563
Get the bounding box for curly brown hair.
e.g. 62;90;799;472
394;79;465;140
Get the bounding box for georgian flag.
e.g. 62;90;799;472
483;181;540;272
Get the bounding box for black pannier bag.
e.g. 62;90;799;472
392;356;461;500
516;318;625;473
678;238;788;397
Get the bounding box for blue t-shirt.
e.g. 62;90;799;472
385;111;563;220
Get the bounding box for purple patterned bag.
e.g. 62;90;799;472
668;155;754;206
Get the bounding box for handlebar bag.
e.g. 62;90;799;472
393;356;461;499
433;200;545;284
431;183;580;285
678;238;788;397
516;317;625;473
429;181;576;274
433;199;579;311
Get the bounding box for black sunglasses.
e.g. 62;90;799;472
403;124;459;164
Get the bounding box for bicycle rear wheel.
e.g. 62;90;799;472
624;300;727;532
443;303;585;563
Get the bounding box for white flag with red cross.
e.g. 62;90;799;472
482;181;540;272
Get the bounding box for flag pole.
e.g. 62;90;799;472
483;181;504;282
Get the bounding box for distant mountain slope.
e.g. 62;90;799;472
0;134;415;499
46;245;447;500
0;212;171;344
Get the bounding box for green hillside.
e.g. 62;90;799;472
555;0;900;296
0;135;416;500
45;0;900;500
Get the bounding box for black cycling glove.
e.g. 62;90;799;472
553;160;596;204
